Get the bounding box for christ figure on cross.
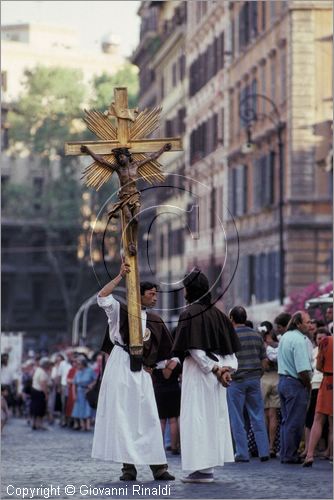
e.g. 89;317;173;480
80;142;172;256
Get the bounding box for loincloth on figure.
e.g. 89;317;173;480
108;191;141;219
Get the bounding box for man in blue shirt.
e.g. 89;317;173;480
278;311;313;464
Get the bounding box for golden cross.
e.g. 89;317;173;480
65;87;182;370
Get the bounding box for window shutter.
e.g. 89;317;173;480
254;254;261;302
242;255;250;305
269;151;275;205
274;251;281;300
250;1;258;38
220;32;225;69
253;158;261;211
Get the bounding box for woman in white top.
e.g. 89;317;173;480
31;358;50;430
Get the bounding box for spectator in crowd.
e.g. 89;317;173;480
92;262;175;482
1;353;19;415
71;356;96;432
227;306;269;462
302;328;330;459
30;357;50;430
325;306;333;334
274;313;291;339
48;354;64;425
308;320;318;345
173;269;240;483
152;357;182;454
58;351;73;427
91;352;104;378
278;311;313;464
1;386;10;432
260;324;280;458
303;333;333;467
21;360;34;424
66;357;79;429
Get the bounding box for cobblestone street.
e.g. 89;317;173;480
2;418;332;500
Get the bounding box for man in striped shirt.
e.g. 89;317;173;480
227;306;270;462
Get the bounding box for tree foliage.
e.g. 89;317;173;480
9;65;87;158
92;63;139;110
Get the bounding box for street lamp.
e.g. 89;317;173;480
239;93;285;305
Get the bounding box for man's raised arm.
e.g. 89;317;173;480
99;262;130;297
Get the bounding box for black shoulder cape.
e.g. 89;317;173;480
101;303;173;367
172;303;241;357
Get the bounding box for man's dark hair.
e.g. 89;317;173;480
112;147;132;163
183;268;211;305
140;281;158;296
286;311;303;331
274;312;291;328
230;306;247;324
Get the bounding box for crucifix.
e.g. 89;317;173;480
65;87;182;371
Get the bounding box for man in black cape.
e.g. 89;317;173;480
92;261;175;482
172;268;241;483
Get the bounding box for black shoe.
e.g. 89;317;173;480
270;451;277;458
235;457;249;463
281;457;303;464
119;472;137;481
260;456;269;462
154;471;175;481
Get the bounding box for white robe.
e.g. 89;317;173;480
180;349;238;471
91;293;166;464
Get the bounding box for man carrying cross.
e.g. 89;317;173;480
80;142;172;256
92;261;175;481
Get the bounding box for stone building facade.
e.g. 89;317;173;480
133;0;332;323
225;0;333;318
132;1;188;322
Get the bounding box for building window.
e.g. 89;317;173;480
229;165;247;217
196;1;201;23
251;78;257;113
250;1;258;38
280;49;287;103
270;1;276;24
219;108;225;146
219;32;225;70
179;54;186;81
270;56;276;101
239;84;251;129
231;18;235;58
261;1;266;31
260;63;266;114
253;153;275;211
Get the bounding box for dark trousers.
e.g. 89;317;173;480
122;463;168;479
278;376;309;462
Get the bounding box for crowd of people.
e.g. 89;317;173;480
1;269;333;483
1;349;102;433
